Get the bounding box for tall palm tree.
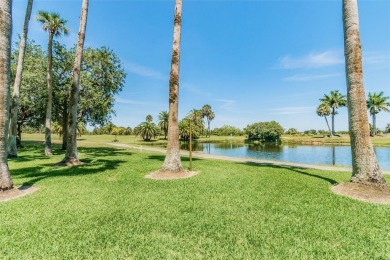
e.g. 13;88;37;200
343;0;386;187
316;103;332;135
320;90;347;136
162;0;184;172
9;0;34;158
202;104;215;137
366;92;390;136
158;111;169;139
64;0;89;165
0;0;14;190
36;11;68;155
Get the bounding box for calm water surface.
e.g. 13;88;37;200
179;142;390;170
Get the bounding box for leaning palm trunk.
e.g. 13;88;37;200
162;0;184;172
64;0;89;164
324;116;331;135
331;108;335;136
343;0;386;187
0;0;14;190
372;113;376;136
45;32;54;155
9;0;33;158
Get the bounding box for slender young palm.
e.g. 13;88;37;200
316;103;332;135
207;111;215;137
0;0;14;190
158;111;169;139
36;11;68;155
202;104;214;137
343;0;386;187
9;0;34;158
366;92;390;136
320;90;347;136
64;0;89;165
162;0;184;172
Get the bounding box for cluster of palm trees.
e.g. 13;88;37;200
317;90;389;137
0;0;388;190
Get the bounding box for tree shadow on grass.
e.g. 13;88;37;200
237;161;338;185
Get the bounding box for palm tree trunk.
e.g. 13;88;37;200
62;99;68;150
343;0;386;187
9;0;33;158
0;0;14;190
331;108;335;136
45;32;54;156
64;0;89;165
162;0;184;172
372;113;376;136
324;116;331;135
207;119;210;138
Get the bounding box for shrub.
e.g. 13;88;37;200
285;128;298;135
245;121;284;142
304;129;317;135
211;125;243;136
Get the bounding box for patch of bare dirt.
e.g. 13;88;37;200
332;183;390;205
145;170;199;180
0;186;39;202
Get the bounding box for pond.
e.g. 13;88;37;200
178;142;390;170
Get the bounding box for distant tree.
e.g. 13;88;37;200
146;114;153;123
36;11;69;155
386;123;390;133
138;122;159;141
304;129;317;135
343;0;386;187
202;104;215;137
9;0;34;157
320;90;347;136
212;125;243;136
285;128;299;135
125;127;132;135
245;121;284;142
0;0;14;190
316;103;332;136
158;111;169;139
366;92;390;136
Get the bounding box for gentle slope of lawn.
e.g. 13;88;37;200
1;141;389;258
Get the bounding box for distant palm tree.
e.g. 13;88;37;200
139;122;159;141
316;103;332;135
36;11;68;155
366;92;390;136
320;90;347;136
202;104;215;137
162;0;184;172
343;0;386;187
9;0;34;158
146;114;153;123
158;111;169;139
0;0;14;190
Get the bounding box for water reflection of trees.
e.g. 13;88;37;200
213;142;245;150
180;142;204;151
247;143;282;153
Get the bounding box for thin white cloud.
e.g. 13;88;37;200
123;62;165;80
216;99;237;111
268;106;314;115
279;51;344;69
283;73;342;82
115;97;148;105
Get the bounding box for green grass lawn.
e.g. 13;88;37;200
1;141;389;258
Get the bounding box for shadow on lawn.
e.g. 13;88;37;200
146;155;202;162
237;162;338;185
11;145;129;187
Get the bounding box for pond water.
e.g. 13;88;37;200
178;142;390;170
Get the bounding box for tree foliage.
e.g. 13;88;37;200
212;125;243;136
245;121;284;142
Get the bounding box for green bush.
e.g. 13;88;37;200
245;121;284;142
304;129;317;135
285;128;299;135
212;125;243;136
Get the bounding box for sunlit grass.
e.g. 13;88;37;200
1;141;389;258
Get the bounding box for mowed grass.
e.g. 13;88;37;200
1;141;390;259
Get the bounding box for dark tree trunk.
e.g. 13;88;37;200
17;121;23;148
62;99;68;150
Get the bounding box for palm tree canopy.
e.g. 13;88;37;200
36;11;69;37
158;111;168;129
316;103;331;117
320;90;347;113
367;92;390;115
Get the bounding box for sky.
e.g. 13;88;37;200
12;0;390;132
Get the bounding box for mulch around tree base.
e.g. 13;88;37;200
0;186;39;202
332;183;390;205
145;170;199;180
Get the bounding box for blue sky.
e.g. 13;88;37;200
12;0;390;131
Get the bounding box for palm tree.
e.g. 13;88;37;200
146;114;153;123
162;0;184;172
158;111;169;139
320;90;347;136
316;103;332;135
139;122;159;141
202;104;215;137
64;0;89;165
36;11;68;155
366;92;390;136
343;0;386;187
9;0;34;158
0;0;14;190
